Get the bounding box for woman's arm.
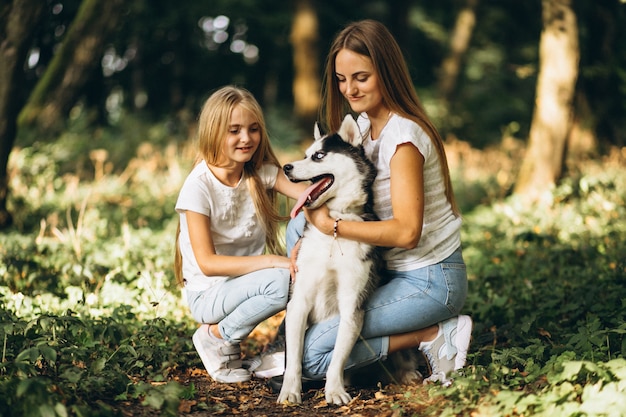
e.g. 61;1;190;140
186;211;291;276
306;143;424;249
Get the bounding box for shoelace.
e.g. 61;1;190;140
422;346;442;374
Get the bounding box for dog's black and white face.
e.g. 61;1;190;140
284;115;376;218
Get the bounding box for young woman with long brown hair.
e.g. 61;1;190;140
285;19;472;386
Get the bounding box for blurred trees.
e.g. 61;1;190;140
291;0;321;130
437;0;479;104
11;0;626;147
18;0;126;131
0;0;47;227
1;0;625;226
514;0;579;199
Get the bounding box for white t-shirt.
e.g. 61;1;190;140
175;161;279;291
358;113;461;271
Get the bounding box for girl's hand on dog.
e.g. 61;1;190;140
289;238;302;283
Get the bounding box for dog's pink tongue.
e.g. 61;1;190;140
290;180;324;218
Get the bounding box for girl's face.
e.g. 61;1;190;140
335;48;385;116
220;104;261;166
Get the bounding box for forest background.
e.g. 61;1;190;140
0;0;625;416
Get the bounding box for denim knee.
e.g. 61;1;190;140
286;212;306;254
269;268;291;307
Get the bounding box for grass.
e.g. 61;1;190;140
1;116;625;416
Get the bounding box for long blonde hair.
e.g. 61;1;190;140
174;86;285;286
320;19;459;215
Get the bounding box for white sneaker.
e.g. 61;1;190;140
419;315;472;385
247;335;285;379
192;324;251;383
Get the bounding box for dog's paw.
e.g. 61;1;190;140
324;381;352;405
325;376;351;405
277;389;302;404
325;388;352;405
276;373;303;404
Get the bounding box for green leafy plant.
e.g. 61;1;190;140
2;119;624;415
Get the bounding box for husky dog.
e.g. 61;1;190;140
277;115;382;405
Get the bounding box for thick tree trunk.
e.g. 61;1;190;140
290;0;320;130
18;0;126;133
437;0;479;101
0;0;46;228
514;0;579;201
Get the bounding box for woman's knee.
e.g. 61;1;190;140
301;349;329;380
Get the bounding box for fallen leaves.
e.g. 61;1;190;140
170;367;435;417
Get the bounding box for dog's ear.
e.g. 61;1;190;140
338;115;362;147
314;122;324;142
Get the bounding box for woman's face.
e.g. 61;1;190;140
220;104;261;166
335;48;385;115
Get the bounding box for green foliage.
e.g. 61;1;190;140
2;124;196;415
2;124;626;414
429;162;626;416
0;299;194;416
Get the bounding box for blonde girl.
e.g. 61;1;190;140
175;86;304;383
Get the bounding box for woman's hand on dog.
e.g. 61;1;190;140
304;205;334;236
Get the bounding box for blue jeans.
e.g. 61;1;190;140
185;268;290;344
285;213;468;379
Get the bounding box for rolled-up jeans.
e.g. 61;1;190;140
285;212;468;379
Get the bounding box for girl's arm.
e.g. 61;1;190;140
273;167;310;199
186;210;291;276
306;142;424;249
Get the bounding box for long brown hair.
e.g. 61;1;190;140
320;19;459;215
174;86;285;286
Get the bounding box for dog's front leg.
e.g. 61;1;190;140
277;298;309;404
324;308;364;405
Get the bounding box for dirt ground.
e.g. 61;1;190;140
174;368;435;417
114;365;436;416
178;315;434;416
118;304;441;415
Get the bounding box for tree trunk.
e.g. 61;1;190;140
290;0;321;130
437;0;479;101
0;0;47;228
18;0;126;133
513;0;579;201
